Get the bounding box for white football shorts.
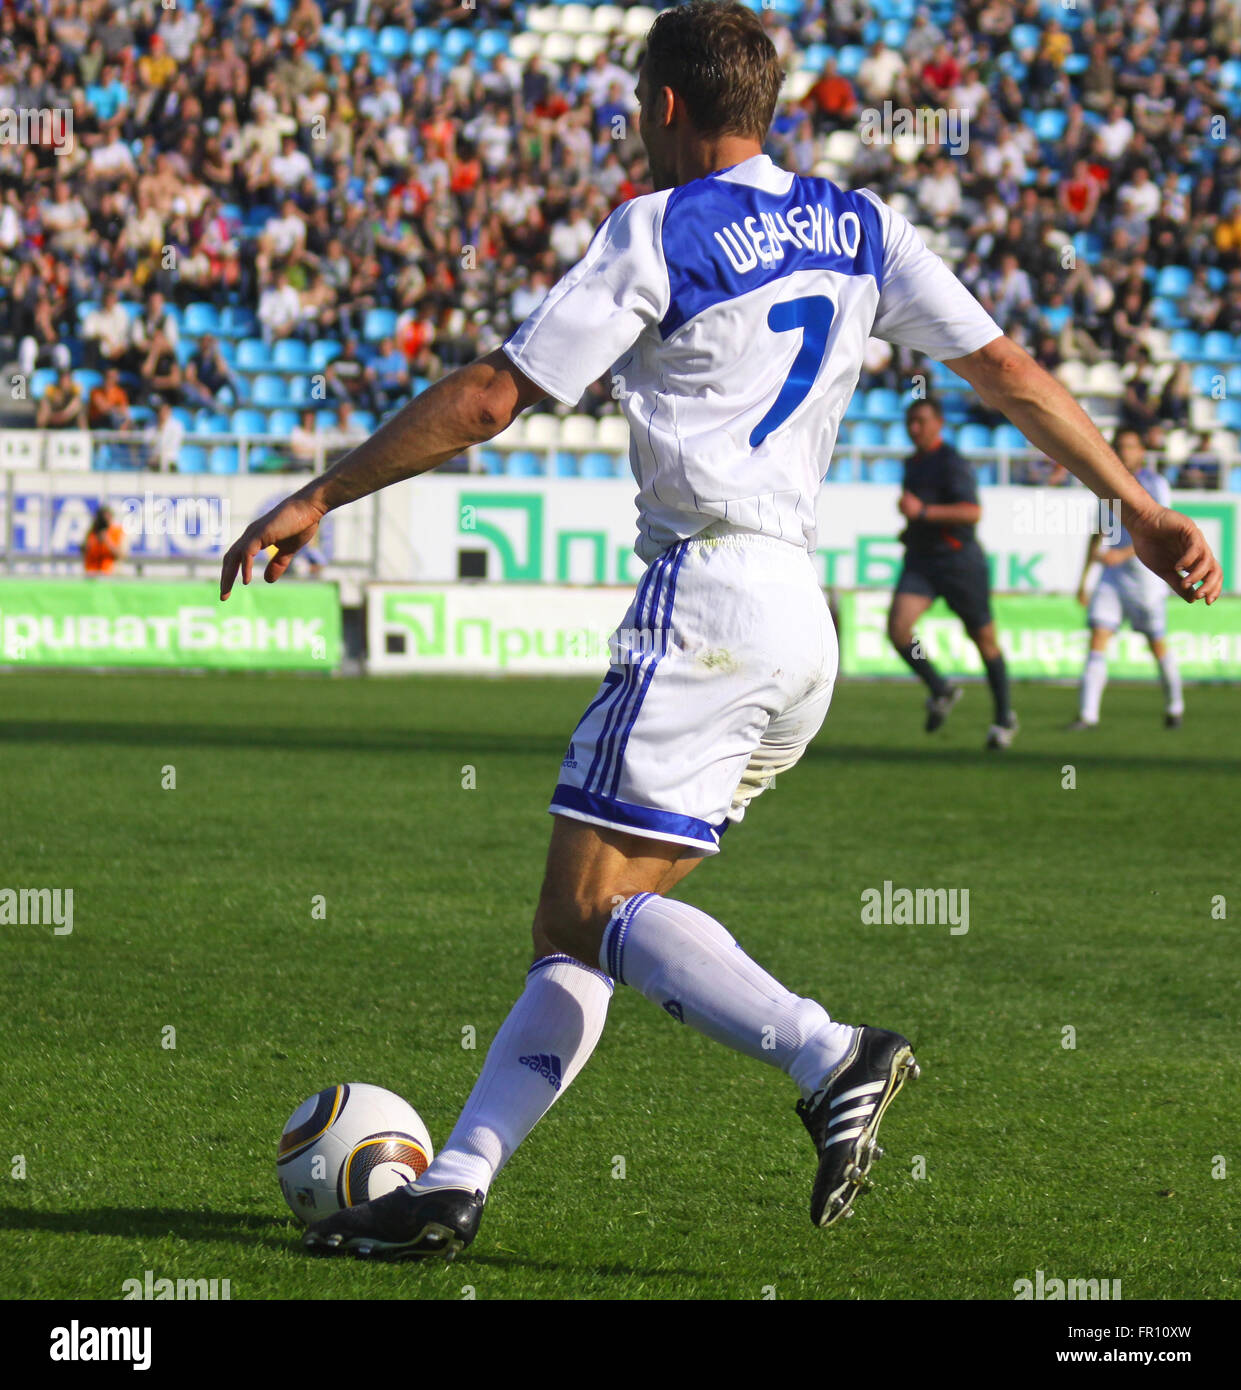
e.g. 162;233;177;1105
1088;569;1166;640
549;525;837;855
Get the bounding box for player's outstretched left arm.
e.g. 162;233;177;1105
220;350;545;599
947;336;1223;605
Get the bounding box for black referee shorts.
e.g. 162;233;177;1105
895;546;993;631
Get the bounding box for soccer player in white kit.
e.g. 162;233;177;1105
1071;427;1185;729
220;3;1221;1260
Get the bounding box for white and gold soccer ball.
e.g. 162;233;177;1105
276;1083;433;1224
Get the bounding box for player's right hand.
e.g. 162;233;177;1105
219;493;326;600
1129;506;1222;605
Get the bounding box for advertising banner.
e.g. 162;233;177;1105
838;589;1241;680
367;583;627;675
0;579;342;670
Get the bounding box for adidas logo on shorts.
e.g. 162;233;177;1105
518;1053;563;1090
561;741;578;770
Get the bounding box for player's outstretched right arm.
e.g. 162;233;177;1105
219;350;545;599
946;335;1222;605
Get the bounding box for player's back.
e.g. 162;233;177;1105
503;154;1000;561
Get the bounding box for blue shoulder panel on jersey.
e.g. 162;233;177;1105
658;173;884;339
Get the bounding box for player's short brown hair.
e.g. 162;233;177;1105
642;1;783;141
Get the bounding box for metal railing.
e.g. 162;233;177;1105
1;429;1236;490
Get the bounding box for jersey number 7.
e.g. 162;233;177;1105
749;294;836;449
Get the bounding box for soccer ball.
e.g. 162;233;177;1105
276;1082;433;1224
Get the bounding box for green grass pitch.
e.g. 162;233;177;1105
1;670;1237;1300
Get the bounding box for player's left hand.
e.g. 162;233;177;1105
1128;506;1222;605
898;490;923;520
219;493;326;600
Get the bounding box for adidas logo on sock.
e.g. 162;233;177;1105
518;1053;563;1091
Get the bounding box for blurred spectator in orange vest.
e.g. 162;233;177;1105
82;506;126;574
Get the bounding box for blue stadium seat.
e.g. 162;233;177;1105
1202;332;1234;362
827;456;858;483
476;29;509;61
1011;22;1041;52
273;339;309;370
193;411;230;434
220;305;258;338
867;458;905;485
479;449;505;476
72;368;103;395
251;374;289;407
310;340;343;370
377;26;410;58
883;420;909;450
231;409;269;437
974;462;998;486
850;421;886;448
410;30;442;57
442;28;474;61
171;406;195;429
1155;265;1193;297
1231;465;1241;492
179;445;209;474
1169;330;1204;361
1151;297;1187;330
1062;53;1089;76
363;308;398;342
994;423;1028;453
956;424;993;455
208;446;240;474
802;42;830;71
837;45;865;77
30;368;58;399
865;387;902;420
344;25;376;55
237;338;273;371
507;450;543;477
352;411;376;432
1192;364;1221;395
267;409;300;436
1041;304;1072;331
580;452;619;479
880;19;908;47
552;453;580;478
1033;109;1067;143
1216;399;1241;429
184;302;220;336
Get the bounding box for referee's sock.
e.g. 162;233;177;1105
599;893;856;1098
983;653;1012;724
896;639;948;697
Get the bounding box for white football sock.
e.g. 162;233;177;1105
1080;650;1108;723
599;893;856;1098
416;954;612;1197
1158;653;1183;716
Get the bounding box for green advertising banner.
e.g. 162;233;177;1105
840;590;1241;680
0;579;341;670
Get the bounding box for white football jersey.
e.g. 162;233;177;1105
503;153;1002;562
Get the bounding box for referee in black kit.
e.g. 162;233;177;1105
885;397;1018;749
